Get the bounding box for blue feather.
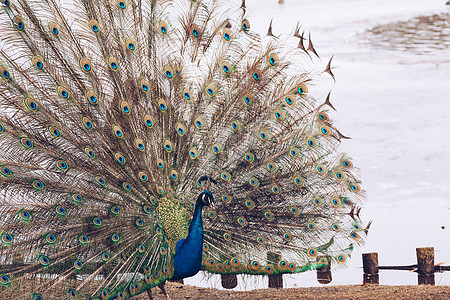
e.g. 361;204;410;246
172;191;213;280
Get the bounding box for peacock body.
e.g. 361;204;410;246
0;0;365;299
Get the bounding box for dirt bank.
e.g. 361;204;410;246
139;282;450;299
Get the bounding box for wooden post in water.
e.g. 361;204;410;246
316;256;332;284
362;252;379;284
221;274;238;289
416;247;435;285
267;252;282;288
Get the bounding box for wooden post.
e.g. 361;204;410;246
316;256;332;284
267;252;282;288
362;252;379;284
416;247;435;285
221;274;237;289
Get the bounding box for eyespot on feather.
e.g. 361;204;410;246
334;169;345;181
221;171;231;181
242;19;250;31
144;115;154;128
296;83;308;95
122;182;132;192
32;179;44;191
264;211;274;221
289;147;300;157
182;88;192;101
341;158;353;168
170;170;178;180
284;94;295;106
268;53;279;66
140;78;150;93
159;21;168;34
244;199;255;210
320;126;332;136
0;165;12;178
107;57;119;71
20;136;34;149
244;152;254;162
211;144;222;154
83;146;96;159
89;20;100;33
176;123;186;136
120;101;131;115
242;94;252;105
32;56;44;71
24;97;38;112
266;161;277;172
115;152;126;165
259;128;270;141
251;69;262;81
221;61;232;74
205;83;217;97
86;91;98;106
82;117;94;130
316;164;327;174
134;138;145;151
293;174;304;186
57;85;70;99
163;66;173;79
112;125;123;139
318;111;329;122
95;175;106;187
190;23;201;38
307;137;317;148
157;98;167;112
156;159;165;170
222;28;232;41
79;57;92;73
56;159;69;172
194;116;205;129
117;1;127;9
273;108;285;120
349;183;361;192
13;16;25;32
222;194;232;204
1;0;11;8
231;120;240;131
48;21;59;36
249;177;259;187
0;66;11;81
163;140;173;152
125;37;136;51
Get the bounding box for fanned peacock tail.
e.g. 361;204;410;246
0;0;366;299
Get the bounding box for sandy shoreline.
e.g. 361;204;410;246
137;282;450;299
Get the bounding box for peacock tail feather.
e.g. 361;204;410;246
0;0;365;299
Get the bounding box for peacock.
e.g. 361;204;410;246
0;0;366;299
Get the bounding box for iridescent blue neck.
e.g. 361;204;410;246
171;196;205;280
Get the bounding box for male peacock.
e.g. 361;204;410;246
0;0;366;299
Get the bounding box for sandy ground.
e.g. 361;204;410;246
136;282;450;299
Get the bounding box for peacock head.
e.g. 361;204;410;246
197;190;214;208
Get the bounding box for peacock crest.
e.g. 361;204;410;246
0;0;365;299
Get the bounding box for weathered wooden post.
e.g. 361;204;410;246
416;247;435;285
267;252;282;288
316;256;332;284
221;274;237;289
362;252;379;284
